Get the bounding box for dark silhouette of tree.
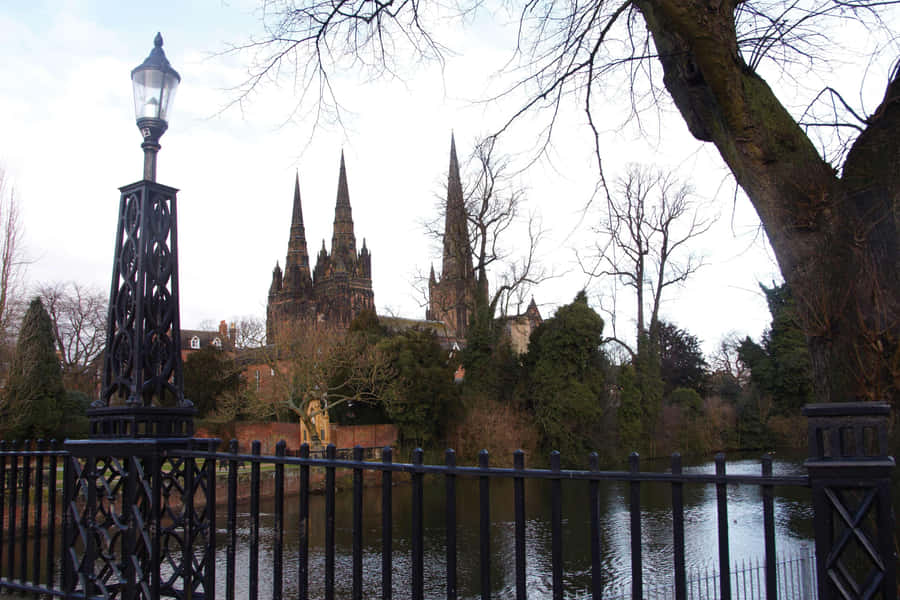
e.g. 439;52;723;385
738;283;814;416
378;327;459;446
2;298;66;440
183;346;244;418
657;321;708;396
232;0;900;404
524;291;609;461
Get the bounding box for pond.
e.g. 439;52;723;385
218;452;814;599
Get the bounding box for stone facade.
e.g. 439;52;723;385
426;135;477;340
267;153;375;341
503;298;543;354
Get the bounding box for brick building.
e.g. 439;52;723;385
180;320;234;362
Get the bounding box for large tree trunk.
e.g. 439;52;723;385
634;1;899;403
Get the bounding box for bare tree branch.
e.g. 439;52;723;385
584;164;714;353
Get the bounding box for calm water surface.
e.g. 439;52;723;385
216;453;814;599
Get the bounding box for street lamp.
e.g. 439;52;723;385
63;35;212;600
91;33;192;438
131;32;181;181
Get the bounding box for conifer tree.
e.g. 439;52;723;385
2;297;65;440
525;291;608;462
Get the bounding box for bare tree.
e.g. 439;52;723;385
0;167;27;367
252;320;393;444
231;0;900;403
36;281;107;393
581;165;713;356
710;331;751;387
230;314;267;349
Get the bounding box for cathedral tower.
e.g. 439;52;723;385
427;134;477;340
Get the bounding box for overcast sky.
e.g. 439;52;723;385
2;0;847;357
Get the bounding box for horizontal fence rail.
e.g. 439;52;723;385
0;401;894;600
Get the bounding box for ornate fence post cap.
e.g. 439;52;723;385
803;401;893;463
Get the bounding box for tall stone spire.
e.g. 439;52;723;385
284;171;311;288
441;134;474;283
426;134;477;340
330;151;357;264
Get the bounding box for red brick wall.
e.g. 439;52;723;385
195;422;397;454
330;424;398;449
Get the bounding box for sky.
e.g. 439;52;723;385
4;0;886;358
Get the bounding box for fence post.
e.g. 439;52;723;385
804;402;896;600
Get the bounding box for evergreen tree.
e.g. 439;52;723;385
657;321;708;396
616;364;643;454
183;346;244;418
525;291;608;463
738;283;814;415
634;333;665;452
379;328;459;446
2;297;66;440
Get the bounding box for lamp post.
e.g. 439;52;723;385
63;35;213;600
131;32;180;182
90;32;193;438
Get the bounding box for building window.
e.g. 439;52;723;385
255;370;260;391
212;337;222;348
270;368;275;376
190;336;200;350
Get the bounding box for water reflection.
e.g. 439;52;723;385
216;454;814;599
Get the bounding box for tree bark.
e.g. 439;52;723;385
635;0;899;403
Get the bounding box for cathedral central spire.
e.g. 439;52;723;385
441;134;474;283
427;134;477;340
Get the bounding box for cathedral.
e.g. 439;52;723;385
426;135;478;340
266;137;539;351
266;153;375;341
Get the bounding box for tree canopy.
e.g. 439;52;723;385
378;327;459;446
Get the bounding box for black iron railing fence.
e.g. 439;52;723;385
0;402;893;600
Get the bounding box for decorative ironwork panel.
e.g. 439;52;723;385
804;402;896;600
62;440;215;600
95;180;193;438
63;451;153;598
158;443;217;599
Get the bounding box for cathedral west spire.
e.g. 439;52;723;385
283;171;312;290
